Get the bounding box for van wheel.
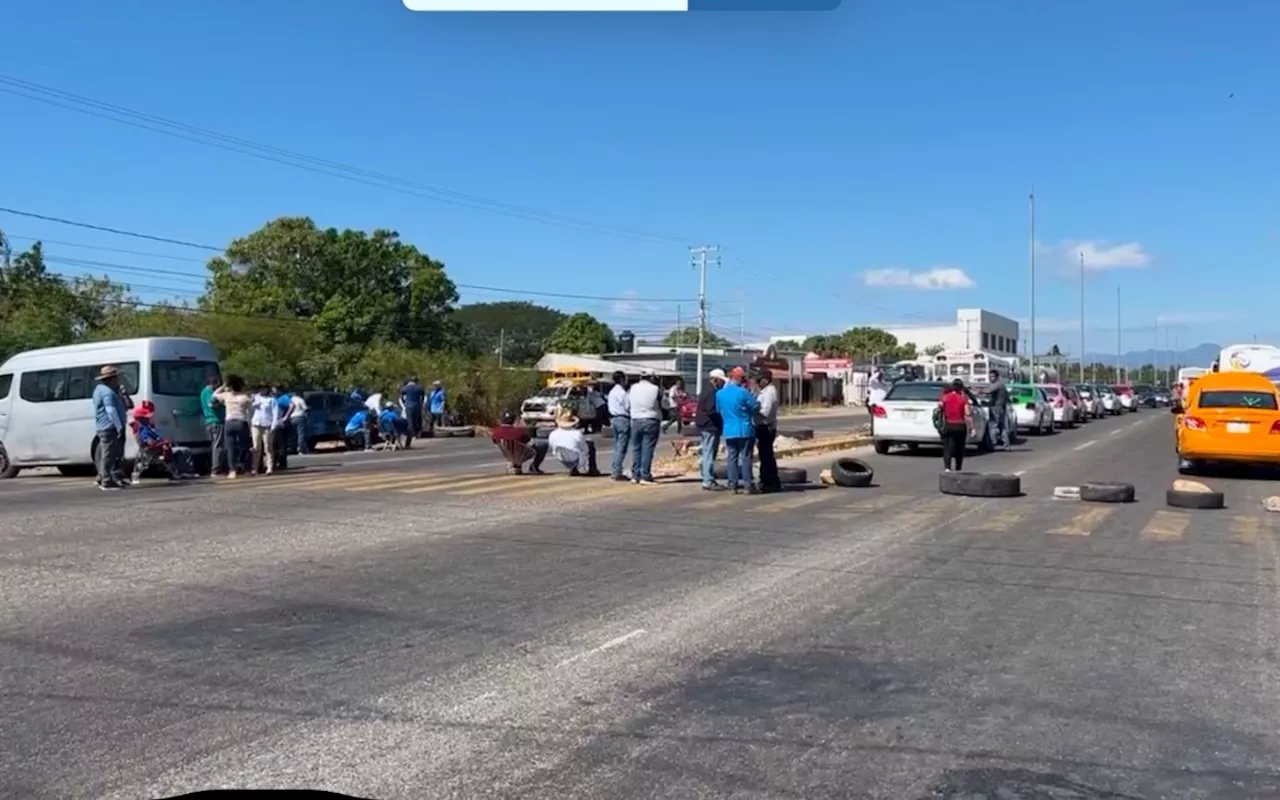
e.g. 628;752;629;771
0;445;19;479
57;465;96;477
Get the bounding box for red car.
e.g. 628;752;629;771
678;396;698;424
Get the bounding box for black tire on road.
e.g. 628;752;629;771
57;465;96;478
873;440;891;455
1167;488;1226;510
939;471;1021;498
776;428;815;441
831;457;874;488
1078;482;1136;503
778;467;808;484
0;444;18;479
977;429;994;453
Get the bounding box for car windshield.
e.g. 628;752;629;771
885;382;945;402
534;387;568;398
1198;390;1279;410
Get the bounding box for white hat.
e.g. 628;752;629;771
640;368;655;377
709;368;727;381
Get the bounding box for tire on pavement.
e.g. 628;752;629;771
777;428;815;441
939;471;1021;498
1078;482;1136;504
1167;488;1226;510
0;444;20;479
830;457;874;488
778;466;808;485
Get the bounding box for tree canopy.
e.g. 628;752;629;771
452;301;565;366
543;312;616;355
800;327;916;362
659;326;732;348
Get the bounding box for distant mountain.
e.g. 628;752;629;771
1080;343;1221;369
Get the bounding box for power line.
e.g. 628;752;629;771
0;75;693;247
0;207;220;251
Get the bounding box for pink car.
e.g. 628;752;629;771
1036;383;1079;429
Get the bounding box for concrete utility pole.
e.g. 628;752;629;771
1028;189;1037;379
1116;285;1123;383
690;245;720;395
0;227;10;269
1079;251;1086;383
498;328;505;368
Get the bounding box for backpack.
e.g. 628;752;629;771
931;404;946;435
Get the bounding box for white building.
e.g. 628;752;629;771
876;308;1020;358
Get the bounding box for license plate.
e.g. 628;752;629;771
1227;422;1250;434
898;409;920;419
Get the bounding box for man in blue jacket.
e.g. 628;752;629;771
427;381;447;434
715;367;760;494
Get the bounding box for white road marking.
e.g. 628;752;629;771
1073;439;1098;451
556;629;647;668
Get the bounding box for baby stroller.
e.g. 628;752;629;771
130;401;195;481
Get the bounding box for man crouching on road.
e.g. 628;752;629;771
547;409;601;476
491;411;547;475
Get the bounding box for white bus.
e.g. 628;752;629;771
0;337;221;478
1216;344;1280;383
932;350;1016;386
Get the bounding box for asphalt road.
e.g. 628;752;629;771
5;405;1280;798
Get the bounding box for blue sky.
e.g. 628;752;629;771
2;0;1277;355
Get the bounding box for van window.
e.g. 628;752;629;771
1198;391;1279;411
17;362;140;403
0;374;10;399
151;360;221;396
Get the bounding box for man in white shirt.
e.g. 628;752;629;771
627;370;667;484
607;371;631;480
287;392;309;454
753;369;782;492
867;367;891;436
547;410;599;476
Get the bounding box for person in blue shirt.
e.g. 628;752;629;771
378;403;408;450
400;376;425;446
91;365;129;490
715;367;760;494
427;381;447;432
345;408;373;452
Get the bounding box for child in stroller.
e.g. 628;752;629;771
130;400;195;481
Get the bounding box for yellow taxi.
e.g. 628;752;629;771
1173;370;1280;474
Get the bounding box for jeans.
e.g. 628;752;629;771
610;415;631;478
293;417;309;454
756;425;779;490
206;422;227;473
224;419;249;474
346;428;371;451
724;436;754;489
629;417;660;481
699;430;721;487
405;406;422;438
95;428;125;485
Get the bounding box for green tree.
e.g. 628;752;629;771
452;301;565;366
836;326;905;361
923;343;946;356
802;334;840;356
543;312;616;354
200;217;459;351
660;326;732;348
772;339;805;351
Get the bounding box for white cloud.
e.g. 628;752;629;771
861;266;976;291
1037;239;1153;271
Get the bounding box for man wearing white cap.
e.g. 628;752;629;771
695;368;727;489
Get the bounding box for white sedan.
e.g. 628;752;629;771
1008;384;1055;435
872;381;993;455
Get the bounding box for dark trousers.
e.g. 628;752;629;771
530;438;549;470
942;422;968;471
405;405;422;442
756;424;780;490
224;420;249;474
207;422;227;473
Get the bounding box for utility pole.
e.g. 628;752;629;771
0;227;10;270
676;306;682;348
1153;318;1159;386
1028;189;1037;379
690;245;720;395
1078;250;1085;383
1116;285;1122;384
498;328;505;368
739;303;745;350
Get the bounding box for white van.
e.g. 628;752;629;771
0;337;221;478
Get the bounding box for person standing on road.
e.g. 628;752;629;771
400;376;425;447
867;367;890;434
91;365;128;490
717;367;761;495
663;378;687;434
287;391;309;454
753;369;782;493
987;369;1012;450
939;379;974;473
607;371;631;481
214;376;252;478
427;381;447;433
695;368;726;490
250;386;281;475
200;373;227;476
627;369;665;484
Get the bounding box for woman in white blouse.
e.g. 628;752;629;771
212;375;253;478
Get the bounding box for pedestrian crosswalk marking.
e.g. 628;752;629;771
456;476;600;499
1231;515;1263;544
971;508;1026;532
896;495;964;524
755;488;839;513
402;473;513;494
490;478;644;501
1048;506;1113;536
346;473;457;492
1140;510;1190;542
687;492;743;510
219;471;382;491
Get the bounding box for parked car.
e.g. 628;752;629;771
1037;383;1078;429
872;381;993;455
1063;386;1089;424
1098;386;1120;415
1152;387;1172;406
1112;384;1137;412
1008;383;1055;435
302;390;365;449
1075;384;1103;418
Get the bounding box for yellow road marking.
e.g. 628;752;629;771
498;478;647;502
1048;505;1114;536
813;493;914;519
754;489;840;514
971;507;1027;532
404;473;520;494
344;474;454;492
687;492;743;510
1140;510;1190;542
1231;515;1263;544
216;471;390;490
